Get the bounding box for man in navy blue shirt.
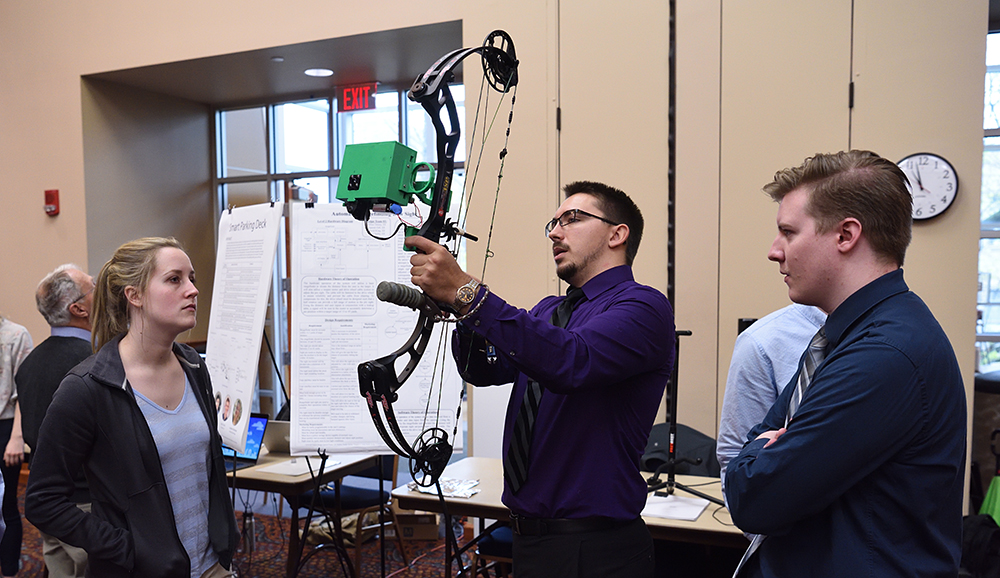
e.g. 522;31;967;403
725;151;966;578
407;181;675;578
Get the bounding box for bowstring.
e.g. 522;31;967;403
420;326;448;433
422;66;516;448
428;72;492;452
452;72;490;257
478;83;516;282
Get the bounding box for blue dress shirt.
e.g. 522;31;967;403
725;269;966;578
50;326;91;342
453;265;675;519
717;303;826;489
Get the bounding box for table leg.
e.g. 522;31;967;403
445;512;452;578
287;495;301;578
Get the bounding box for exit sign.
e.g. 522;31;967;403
338;83;378;112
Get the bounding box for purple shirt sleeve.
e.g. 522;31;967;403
452;266;676;519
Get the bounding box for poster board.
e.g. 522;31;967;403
205;203;284;452
288;202;462;455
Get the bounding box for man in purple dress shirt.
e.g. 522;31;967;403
408;181;675;578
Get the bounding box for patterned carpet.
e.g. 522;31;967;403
228;511;472;578
14;475;740;577
15;473;473;578
15;492;44;577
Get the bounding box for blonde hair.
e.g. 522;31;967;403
92;237;184;350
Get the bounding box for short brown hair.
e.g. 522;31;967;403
563;181;644;266
764;150;912;266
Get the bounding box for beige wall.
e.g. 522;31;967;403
714;0;985;440
81;78;216;342
0;1;985;456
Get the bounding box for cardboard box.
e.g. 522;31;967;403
386;512;439;541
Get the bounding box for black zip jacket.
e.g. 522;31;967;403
24;334;239;578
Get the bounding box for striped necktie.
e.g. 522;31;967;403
786;326;827;425
732;326;827;577
503;286;586;494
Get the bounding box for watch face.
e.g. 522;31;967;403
457;286;476;304
897;153;958;220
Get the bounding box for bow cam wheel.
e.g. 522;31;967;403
409;427;454;486
482;30;518;93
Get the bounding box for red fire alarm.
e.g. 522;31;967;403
44;189;59;216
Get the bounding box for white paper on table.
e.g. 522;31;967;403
406;477;481;499
641;494;710;521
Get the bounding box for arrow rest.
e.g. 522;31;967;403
442;218;479;244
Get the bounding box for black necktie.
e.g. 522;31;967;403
503;286;586;494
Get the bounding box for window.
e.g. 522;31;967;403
275;100;330;174
213;87;466;412
339;92;401;156
978;33;1000;371
219;107;268;178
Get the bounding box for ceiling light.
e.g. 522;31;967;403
271;56;285;63
304;68;334;77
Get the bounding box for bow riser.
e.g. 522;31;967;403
412;83;460;243
357;311;437;402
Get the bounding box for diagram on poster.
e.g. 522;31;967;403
205;203;284;453
290;202;462;455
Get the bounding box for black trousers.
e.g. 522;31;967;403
512;517;654;578
0;419;21;576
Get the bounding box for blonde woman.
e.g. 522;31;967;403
25;238;238;578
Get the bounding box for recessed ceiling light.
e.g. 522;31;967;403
271;56;285;63
304;68;334;77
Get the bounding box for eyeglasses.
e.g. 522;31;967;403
70;287;93;306
544;208;620;236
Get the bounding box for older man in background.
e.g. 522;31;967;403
15;264;94;578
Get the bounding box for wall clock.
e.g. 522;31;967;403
897;153;958;220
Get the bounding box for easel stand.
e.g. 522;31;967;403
293;452;389;578
646;330;725;506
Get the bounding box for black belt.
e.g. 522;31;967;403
508;512;635;536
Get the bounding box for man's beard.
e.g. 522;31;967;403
556;261;577;282
556;248;597;284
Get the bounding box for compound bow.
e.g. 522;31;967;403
339;30;518;486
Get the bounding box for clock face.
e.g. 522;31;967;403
897;153;958;220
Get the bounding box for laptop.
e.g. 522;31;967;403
222;413;268;471
262;419;290;454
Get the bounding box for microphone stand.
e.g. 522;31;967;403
646;330;724;506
